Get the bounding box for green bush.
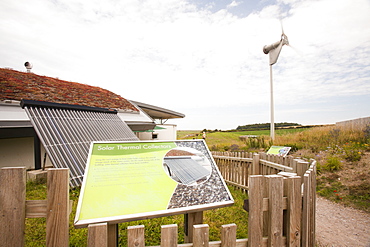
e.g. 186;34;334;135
244;136;270;149
323;155;342;171
281;143;302;153
343;142;365;162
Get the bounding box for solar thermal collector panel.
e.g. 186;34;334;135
164;156;210;185
22;100;139;187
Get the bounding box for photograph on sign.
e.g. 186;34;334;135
74;140;233;228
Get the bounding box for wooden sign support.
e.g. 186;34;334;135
184;211;203;243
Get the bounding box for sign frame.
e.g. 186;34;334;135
266;145;291;157
74;139;233;228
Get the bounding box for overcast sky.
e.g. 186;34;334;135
1;0;369;130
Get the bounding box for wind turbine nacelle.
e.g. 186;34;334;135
263;34;289;54
263;40;281;54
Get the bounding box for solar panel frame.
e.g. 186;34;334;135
22;100;139;187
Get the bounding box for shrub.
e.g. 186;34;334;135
281;143;302;153
324;155;342;171
329;128;341;143
363;125;370;140
229;144;240;151
341;141;369;162
244;136;270;149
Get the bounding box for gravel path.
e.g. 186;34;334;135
316;196;370;247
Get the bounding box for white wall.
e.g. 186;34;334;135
136;124;178;141
155;124;178;140
0;137;53;170
336;117;370;131
0;137;34;169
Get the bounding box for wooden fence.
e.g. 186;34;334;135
0;167;71;246
1;152;316;246
212;151;311;191
117;153;316;247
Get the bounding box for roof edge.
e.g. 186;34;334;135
130;100;185;119
21;99;118;114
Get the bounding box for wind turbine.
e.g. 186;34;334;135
263;24;289;140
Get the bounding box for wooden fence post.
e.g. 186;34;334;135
107;224;118;247
310;163;317;246
303;166;316;247
296;160;309;183
291;159;298;174
267;175;283;247
252;153;260;175
46;168;69;247
128;225;145;247
193;224;209;247
221;223;237;247
0;167;26;247
248;175;264;247
88;223;108;247
301;172;310;247
287;176;302;247
161;224;178;247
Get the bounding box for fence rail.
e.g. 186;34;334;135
212;151;310;190
1;151;316;247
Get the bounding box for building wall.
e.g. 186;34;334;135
135;124;178;141
0;137;53;170
336;117;370;131
0;137;34;169
155;124;178;140
136;131;154;140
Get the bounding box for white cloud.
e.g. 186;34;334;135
227;1;241;8
1;0;369;129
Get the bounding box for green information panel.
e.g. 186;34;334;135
75;140;233;228
267;146;291;157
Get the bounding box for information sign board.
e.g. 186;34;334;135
74;140;233;228
267;145;291;157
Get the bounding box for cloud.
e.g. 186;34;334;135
1;0;369;129
227;1;241;8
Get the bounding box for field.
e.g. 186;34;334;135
178;128;307;151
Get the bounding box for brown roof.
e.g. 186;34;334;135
0;68;138;112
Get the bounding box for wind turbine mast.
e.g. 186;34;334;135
263;28;289;140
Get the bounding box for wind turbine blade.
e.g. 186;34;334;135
287;44;303;57
280;19;285;35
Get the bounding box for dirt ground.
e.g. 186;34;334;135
316;196;370;247
313;151;370;246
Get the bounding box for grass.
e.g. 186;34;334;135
178;128;306;151
25;182;248;246
179;126;370;212
316;174;370;212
